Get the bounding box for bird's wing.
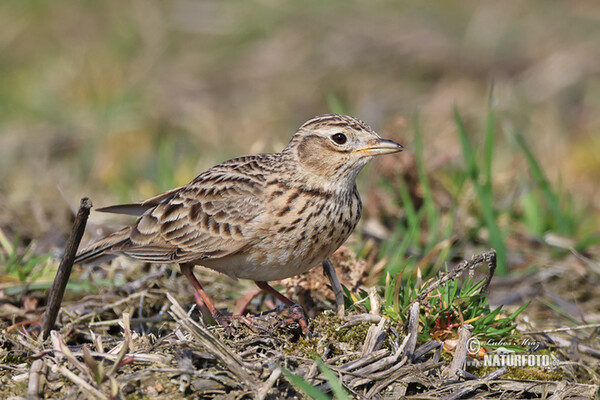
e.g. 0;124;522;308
76;155;272;265
96;186;185;216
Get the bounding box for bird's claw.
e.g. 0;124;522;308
214;312;271;335
272;303;312;338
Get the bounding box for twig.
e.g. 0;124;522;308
479;249;497;294
361;317;386;357
416;249;497;302
322;258;345;317
336;349;389;372
441;324;473;380
50;331;88;374
26;359;46;400
88;316;170;327
439;366;508;400
368;287;381;316
67;350;168;365
347;341;407;380
522;322;600;335
65;291;149;326
412;340;443;361
546;381;569;400
42;198;92;340
119;265;167;294
544;334;600;359
405;302;420;360
257;368;282;400
341;313;381;329
55;365;108;400
167;293;256;387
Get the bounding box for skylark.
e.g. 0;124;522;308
75;114;402;334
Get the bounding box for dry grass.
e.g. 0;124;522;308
1;1;600;398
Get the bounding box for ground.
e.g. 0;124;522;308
1;1;600;399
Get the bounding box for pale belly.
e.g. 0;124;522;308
200;192;360;281
201;224;350;281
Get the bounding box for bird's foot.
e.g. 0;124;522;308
192;292;269;335
213;311;271;335
271;303;312;338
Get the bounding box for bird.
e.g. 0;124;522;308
75;114;403;335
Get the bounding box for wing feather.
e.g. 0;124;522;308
76;155;273;265
96;186;184;216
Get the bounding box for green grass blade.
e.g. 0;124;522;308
281;367;331;400
474;182;507;274
398;178;418;229
515;133;571;235
520;190;545;236
453;107;477;182
413;114;439;238
482;107;495;192
537;298;582;325
455;107;507;274
575;233;600;252
317;359;351;400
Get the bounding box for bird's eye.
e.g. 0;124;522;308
331;133;347;145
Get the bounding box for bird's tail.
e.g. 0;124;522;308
74;227;131;265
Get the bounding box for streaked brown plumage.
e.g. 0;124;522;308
75;114;402;334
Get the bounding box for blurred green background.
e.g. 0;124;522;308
1;0;599;262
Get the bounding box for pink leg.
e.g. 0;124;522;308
255;281;311;337
180;264;267;334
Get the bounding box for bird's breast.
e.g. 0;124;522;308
227;185;362;281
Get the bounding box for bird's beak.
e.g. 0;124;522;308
354;138;403;156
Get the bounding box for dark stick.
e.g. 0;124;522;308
41;197;92;340
322;258;345;317
416;249;497;302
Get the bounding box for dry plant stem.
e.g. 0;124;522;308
257;368;282;400
547;381;569;400
68;350;167;365
442;324;473;380
416;249;497;303
368;286;381;315
479;249;496;294
166;293;256;386
88;316;170;327
361;317;387;357
522;322;600;335
545;334;600;359
26;359;46;400
348;336;410;379
336;349;389;372
42;197;92;340
412;340;443;361
497;381;598;398
439;366;508;400
341;313;382;328
322;258;345;317
56;365;107;400
405;302;420;360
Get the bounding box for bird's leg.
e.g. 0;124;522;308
255;281;311;337
180;264;267;334
180;263;224;321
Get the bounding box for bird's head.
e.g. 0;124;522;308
283;114;403;186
